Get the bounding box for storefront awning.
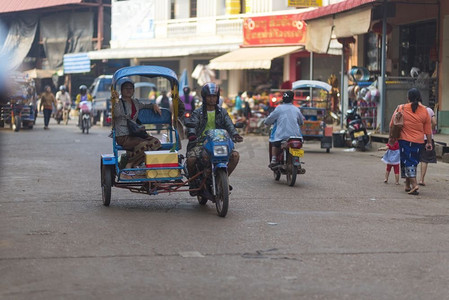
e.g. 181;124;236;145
208;46;303;70
305;7;372;53
87;44;240;60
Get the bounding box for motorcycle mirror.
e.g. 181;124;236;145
234;122;245;128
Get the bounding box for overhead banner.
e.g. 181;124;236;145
288;0;322;7
243;14;307;46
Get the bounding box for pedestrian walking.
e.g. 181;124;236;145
389;88;432;195
378;137;400;185
39;85;57;129
419;105;437;186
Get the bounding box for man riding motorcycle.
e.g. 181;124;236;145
55;85;71;121
264;90;305;166
185;82;243;195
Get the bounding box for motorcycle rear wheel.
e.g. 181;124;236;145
215;169;229;217
286;154;297;187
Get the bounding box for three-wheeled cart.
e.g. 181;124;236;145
100;65;234;217
292;80;333;153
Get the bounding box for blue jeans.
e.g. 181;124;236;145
43;109;52;127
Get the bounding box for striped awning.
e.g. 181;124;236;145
63;53;91;74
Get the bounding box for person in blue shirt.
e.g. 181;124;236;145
264;91;305;166
234;91;243;115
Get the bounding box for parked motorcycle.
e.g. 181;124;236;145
187;129;239;217
345;108;369;151
269;137;306;186
79;101;92;134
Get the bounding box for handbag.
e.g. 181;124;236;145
390;105;404;139
121;100;148;138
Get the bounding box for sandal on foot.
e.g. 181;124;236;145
384;179;388;183
408;186;419;195
405;188;411;192
418;182;426;186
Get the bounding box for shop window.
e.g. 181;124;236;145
399;21;436;77
240;0;246;13
190;0;197;18
170;0;175;19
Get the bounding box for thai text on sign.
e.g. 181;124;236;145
288;0;322;7
243;14;307;46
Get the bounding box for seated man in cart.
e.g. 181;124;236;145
264;91;305;167
185;82;243;194
113;78;163;178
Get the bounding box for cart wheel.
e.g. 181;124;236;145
273;170;281;181
326;148;330;153
102;165;113;206
197;195;207;206
215;169;229;217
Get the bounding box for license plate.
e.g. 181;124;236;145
289;148;304;157
354;131;365;138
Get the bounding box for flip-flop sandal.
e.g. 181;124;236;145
405;188;411;192
418;182;426;186
408;186;419;195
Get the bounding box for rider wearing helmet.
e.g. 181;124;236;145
185;82;243;194
75;85;93;125
264;91;305;166
75;85;93;107
55;85;71;109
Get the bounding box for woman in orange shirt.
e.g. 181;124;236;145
390;88;432;195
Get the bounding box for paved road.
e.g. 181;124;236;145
1;117;449;299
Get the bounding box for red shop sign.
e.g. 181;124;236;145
243;14;307;46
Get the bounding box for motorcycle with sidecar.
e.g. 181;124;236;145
100;66;239;217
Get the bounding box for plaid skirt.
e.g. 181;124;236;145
399;140;423;178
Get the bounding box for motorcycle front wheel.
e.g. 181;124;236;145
13;116;21;132
215;169;229;217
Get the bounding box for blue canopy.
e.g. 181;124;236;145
112;66;178;88
292;80;332;92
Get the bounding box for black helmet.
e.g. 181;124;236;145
201;82;220;103
79;85;87;92
183;86;191;95
282;91;294;103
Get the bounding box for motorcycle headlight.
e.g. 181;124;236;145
213;145;228;156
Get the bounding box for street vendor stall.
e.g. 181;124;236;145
292;80;333;153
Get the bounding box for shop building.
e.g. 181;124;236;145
301;0;449;134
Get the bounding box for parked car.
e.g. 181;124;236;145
90;75;112;126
